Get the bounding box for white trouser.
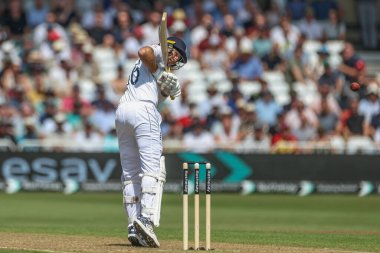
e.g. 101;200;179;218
115;101;163;225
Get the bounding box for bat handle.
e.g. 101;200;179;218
166;66;175;100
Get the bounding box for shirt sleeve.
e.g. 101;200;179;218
149;44;164;66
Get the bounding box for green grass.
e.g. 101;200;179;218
0;193;380;252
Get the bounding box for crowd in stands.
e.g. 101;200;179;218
0;0;379;154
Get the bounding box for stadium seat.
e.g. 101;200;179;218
239;81;261;98
186;82;207;94
346;136;376;154
204;69;228;83
187;91;208;104
303;40;322;55
262;71;285;83
329;135;346;154
274;93;290;105
329;54;342;69
0;139;17;151
268;81;290;94
326;40;345;55
216;80;233;93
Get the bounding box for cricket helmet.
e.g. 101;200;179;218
167;36;187;69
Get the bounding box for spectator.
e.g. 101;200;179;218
86;9;111;45
230;37;264;81
337;98;365;138
0;120;17;145
109;65;127;104
255;91;282;127
220;14;236;38
103;126;118;152
200;34;229;71
296;8;323;40
170;20;191;55
77;43;100;83
61;84;90;113
261;43;286;71
183;117;215;153
124;25;145;59
358;83;380;124
48;59;77;97
44;112;72;139
368;111;380;146
141;10;161;45
285;99;319;131
33;11;69;48
90;85;115;134
113;9;132;44
191;13;214;58
211;107;240;149
271;125;298;153
311;0;339;21
252;28;272;58
285;45;311;85
72;120;103;152
270;15;300;57
292;113;317;141
236;102;257;140
286;0;308;22
266;1;282;28
339;42;367;107
21;117;39;140
317;97;339;134
52;0;77;28
237;122;271;153
310;84;341;116
309;45;331;82
197;84;224;118
224;26;245;60
3;0;27;39
322;9;346;40
163;120;184;152
246;12;270;39
81;4;113;30
26;0;49;28
318;62;343;96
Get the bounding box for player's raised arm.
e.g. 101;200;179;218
138;46;158;73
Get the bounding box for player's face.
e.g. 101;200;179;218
168;48;180;65
168;48;185;70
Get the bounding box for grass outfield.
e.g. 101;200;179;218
0;193;379;252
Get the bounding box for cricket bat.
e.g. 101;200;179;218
159;12;174;100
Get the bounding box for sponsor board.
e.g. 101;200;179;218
0;152;380;196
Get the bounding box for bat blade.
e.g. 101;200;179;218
159;12;168;72
159;12;175;100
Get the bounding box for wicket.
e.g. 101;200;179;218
183;162;211;250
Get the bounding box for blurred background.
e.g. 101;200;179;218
0;0;379;195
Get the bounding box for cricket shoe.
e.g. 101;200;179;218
128;224;147;247
133;216;160;248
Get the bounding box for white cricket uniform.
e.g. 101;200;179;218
115;44;165;225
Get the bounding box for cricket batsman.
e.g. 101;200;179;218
115;37;187;247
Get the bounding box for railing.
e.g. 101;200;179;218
1;138;379;154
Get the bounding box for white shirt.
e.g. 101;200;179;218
296;19;323;40
183;131;215;153
119;44;162;106
270;25;300;54
359;99;380;123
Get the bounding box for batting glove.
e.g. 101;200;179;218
152;65;176;85
169;80;181;98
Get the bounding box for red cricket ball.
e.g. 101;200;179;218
350;82;360;91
